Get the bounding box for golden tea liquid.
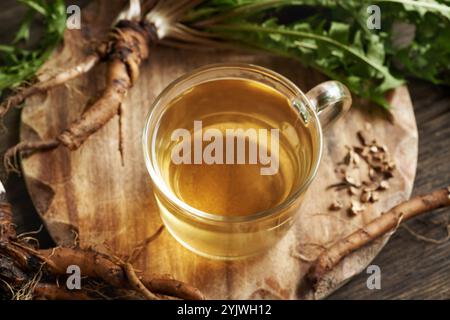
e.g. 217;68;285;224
147;75;321;259
143;65;349;259
153;79;315;217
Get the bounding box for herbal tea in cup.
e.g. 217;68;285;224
143;64;351;259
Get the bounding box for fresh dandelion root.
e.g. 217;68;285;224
0;183;204;300
58;20;156;150
307;186;450;288
3;20;158;173
3;140;60;174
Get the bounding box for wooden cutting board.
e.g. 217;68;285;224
19;1;418;299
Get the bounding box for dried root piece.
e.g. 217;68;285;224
344;169;362;188
348;186;359;196
379;180;390;190
371;191;380;202
327;124;396;215
360;190;371;203
357;130;374;146
308;186;450;288
143;278;205;301
329;201;343;211
56;20;156;152
360;189;380;204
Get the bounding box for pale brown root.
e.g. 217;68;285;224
143;278;205;300
308;186;450;287
118;103;125;166
3;140;59;174
123;262;159;300
39;247;125;286
0;54;101;119
57;59;130;150
33;283;92;300
56;21;155;151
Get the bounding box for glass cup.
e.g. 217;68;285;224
143;63;351;260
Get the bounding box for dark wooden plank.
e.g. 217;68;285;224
0;0;448;299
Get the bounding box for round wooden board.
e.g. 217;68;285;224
20;1;418;299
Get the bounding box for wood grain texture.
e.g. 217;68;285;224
15;1;417;299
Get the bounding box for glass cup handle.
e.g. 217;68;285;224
305;81;352;129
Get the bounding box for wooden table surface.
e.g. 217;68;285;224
1;0;449;300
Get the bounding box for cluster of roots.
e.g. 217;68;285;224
0;193;204;300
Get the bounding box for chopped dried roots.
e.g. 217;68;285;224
327;125;396;215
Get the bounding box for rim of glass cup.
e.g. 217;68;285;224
142;63;323;223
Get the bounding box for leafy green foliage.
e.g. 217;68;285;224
0;0;66;96
2;0;450;109
381;1;450;85
209;19;403;107
188;0;450;108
